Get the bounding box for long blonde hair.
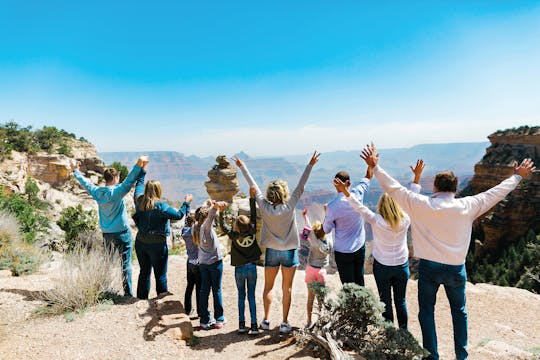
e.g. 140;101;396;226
139;180;162;211
266;179;289;205
377;193;405;232
192;205;210;246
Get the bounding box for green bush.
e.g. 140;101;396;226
0;185;49;243
0;211;43;276
298;283;427;359
57;205;98;251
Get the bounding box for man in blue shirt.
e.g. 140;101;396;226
71;155;149;297
323;168;372;285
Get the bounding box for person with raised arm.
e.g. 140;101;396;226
333;159;424;330
233;151;320;334
132;163;192;299
360;143;535;360
70;155;149;297
322;165;373;286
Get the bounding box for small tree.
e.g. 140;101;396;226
57;205;98;252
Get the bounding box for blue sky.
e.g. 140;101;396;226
1;1;539;156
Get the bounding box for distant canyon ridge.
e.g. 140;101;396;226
100;142;489;206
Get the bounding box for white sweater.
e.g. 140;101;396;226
373;165;522;265
346;195;411;266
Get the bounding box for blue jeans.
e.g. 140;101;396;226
235;263;257;324
103;230;133;297
135;240;168;299
334;245;365;286
373;259;409;330
185;261;201;316
199;260;224;324
418;259;468;360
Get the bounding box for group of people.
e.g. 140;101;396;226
70;145;535;360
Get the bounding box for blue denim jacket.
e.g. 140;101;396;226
133;171;190;237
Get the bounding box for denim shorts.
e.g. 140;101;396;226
264;248;299;268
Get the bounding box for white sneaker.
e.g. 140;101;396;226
279;322;292;334
259;319;270;330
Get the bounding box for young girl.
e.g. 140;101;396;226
181;213;201;318
233;151;320;334
132;166;193;299
222;186;262;335
333;160;424;330
193;200;228;330
301;208;331;328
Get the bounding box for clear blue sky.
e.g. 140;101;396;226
1;1;539;156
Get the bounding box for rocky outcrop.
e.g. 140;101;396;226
467;126;540;256
204;156;239;203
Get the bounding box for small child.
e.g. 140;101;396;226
181;213;201;318
193;200;228;330
223;186;262;335
301;208;332;327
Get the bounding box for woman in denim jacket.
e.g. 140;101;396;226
133;166;193;299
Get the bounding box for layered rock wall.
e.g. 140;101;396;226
469;126;540;255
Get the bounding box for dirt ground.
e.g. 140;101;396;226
1;254;539;360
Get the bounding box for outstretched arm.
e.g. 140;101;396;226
111;155;149;200
71;160;100;198
161;194;193;220
289;151;320;207
249;186;257;235
233;157;263;197
133;169;146;203
334;178;377;224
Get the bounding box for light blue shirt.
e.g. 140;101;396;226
323;178;370;253
73;165;142;233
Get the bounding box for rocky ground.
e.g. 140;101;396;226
1;254;540;360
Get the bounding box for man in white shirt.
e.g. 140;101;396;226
360;143;535;360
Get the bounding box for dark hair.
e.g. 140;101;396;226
104;168;119;182
235;215;250;234
334;171;350;183
185;213;195;227
434;171;458;192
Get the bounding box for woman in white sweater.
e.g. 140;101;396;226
333;160;424;330
233;151;320;334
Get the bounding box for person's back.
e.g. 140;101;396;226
71;155;148;297
323;170;371;285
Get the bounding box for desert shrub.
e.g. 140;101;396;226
0;186;49;243
0;211;43;276
297;283;427;359
57;142;73;156
38;232;122;314
108;161;128;182
57;205;98;252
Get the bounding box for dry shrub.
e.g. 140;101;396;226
0;211;44;276
39;231;123;314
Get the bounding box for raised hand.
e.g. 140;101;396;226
514;158;536;178
232;156;244;168
360;143;379;167
69;159;80;172
301;208;308;219
410;159;425;184
249;186;257;198
309;151;321;166
216;201;229;211
333;178;351;197
185;194;194;203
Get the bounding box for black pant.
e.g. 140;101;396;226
184;261;201;316
334;245;366;286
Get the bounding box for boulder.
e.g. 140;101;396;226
204;155;239;202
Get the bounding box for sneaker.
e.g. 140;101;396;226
214;318;227;329
305;322;314;330
259;319;270;330
238;321;248;334
279;322;292;334
200;318;216;330
248;323;260;336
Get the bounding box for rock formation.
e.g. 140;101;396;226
204;155;239;202
466;126;540;256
